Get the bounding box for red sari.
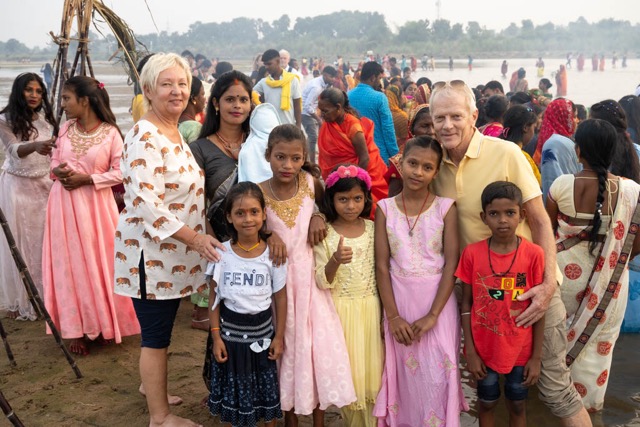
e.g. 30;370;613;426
318;114;388;214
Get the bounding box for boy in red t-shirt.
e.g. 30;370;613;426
456;181;545;427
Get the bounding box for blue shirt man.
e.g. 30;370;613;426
348;61;398;164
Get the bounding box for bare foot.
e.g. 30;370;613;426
191;307;209;331
139;384;183;406
69;338;89;355
190;318;209;331
94;334;114;346
5;310;18;319
149;413;202;427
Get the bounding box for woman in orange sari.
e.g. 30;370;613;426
385;77;409;149
317;87;388;212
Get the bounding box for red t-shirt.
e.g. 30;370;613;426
455;237;545;373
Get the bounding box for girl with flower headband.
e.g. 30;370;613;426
314;164;383;426
373;136;467;425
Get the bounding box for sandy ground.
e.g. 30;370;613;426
0;301;350;427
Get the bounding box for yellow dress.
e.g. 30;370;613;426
314;221;383;427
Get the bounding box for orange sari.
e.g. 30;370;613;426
318;114;389;214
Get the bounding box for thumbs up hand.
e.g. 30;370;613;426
332;235;353;265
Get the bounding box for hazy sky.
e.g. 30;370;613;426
2;0;638;48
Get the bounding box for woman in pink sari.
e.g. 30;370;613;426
43;76;139;355
317;87;388;211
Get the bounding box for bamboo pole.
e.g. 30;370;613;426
0;390;24;427
0;207;82;379
0;319;16;367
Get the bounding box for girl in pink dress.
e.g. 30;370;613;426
42;76;139;355
259;124;356;425
373;136;468;426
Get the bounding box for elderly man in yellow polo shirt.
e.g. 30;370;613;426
430;80;592;427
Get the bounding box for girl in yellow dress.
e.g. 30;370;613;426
314;165;384;426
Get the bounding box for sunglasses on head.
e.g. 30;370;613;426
432;80;467;90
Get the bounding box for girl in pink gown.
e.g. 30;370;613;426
0;73;58;320
42;76;139;355
373;136;468;426
259;124;356;425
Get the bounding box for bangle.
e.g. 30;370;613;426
460;312;471;316
388;315;401;322
210;327;220;332
331;254;338;264
188;231;199;246
312;212;327;222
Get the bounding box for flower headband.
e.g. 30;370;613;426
325;165;372;190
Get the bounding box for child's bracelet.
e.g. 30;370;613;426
460;312;471;316
312;212;327;222
388;315;401;322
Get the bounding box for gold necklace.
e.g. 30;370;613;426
236;240;260;252
268;177;298;202
216;132;244;153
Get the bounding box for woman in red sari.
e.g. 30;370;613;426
317;87;388;212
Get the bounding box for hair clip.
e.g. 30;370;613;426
98;82;105;89
325;165;372;190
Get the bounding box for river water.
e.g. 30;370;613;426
1;58;640;426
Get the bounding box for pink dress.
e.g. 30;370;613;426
42;120;139;341
263;171;356;415
373;196;468;427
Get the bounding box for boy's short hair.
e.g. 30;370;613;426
481;181;523;211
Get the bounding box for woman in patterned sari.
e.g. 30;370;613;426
546;119;640;412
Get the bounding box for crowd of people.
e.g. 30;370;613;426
0;47;640;427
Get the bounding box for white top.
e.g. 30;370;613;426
0;113;53;178
301;76;328;116
238;103;279;183
206;241;287;314
114;120;208;300
253;73;302;125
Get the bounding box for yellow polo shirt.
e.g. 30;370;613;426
432;129;542;249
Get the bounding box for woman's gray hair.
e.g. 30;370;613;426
140;52;192;111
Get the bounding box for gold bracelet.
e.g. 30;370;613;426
210;327;220;331
388;315;401;322
312;212;327;222
460;312;471;316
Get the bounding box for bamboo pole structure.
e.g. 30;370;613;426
48;0;146;120
0;207;82;379
0;390;24;427
0;319;16;367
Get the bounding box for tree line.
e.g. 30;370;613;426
2;12;639;61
